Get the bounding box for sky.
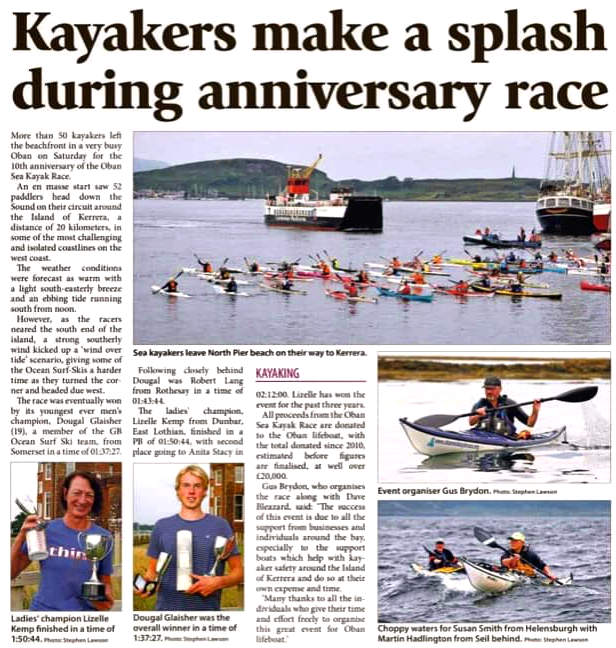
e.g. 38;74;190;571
133;464;211;525
133;131;554;180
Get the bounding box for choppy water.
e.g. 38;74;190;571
378;380;610;483
379;515;611;623
133;200;610;344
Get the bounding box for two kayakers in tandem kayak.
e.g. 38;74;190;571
469;376;541;440
501;531;557;581
428;539;460;571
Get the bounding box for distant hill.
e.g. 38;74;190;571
133;158;540;201
134;158;170;172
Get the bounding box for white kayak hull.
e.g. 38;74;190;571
460;558;526;593
151;285;191;298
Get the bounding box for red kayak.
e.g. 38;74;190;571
580;280;610;292
325;290;377;304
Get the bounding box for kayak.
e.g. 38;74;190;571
580;280;610;292
470;284;562;299
212;285;251;297
434;287;495;298
411;563;465;576
151;285;191;298
495;289;562;299
399;418;567;456
259;282;307;295
459;557;573;593
263;272;314;282
325;290;378;304
459;558;527;593
376;286;434;303
365;263;450;277
463;236;542;249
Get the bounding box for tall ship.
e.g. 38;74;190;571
264;154;383;232
536;132;610;234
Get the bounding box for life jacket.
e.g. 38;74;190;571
167;280;178;293
413;273;424;284
347;284;358;297
399;284;411;295
392;258;402;268
203;262;213;273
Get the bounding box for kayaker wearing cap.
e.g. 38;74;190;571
469;377;540;440
428;540;459;571
501;532;556;581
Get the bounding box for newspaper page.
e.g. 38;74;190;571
4;0;613;646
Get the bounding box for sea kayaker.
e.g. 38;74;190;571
412;272;425;285
331;257;340;270
196;258;213;273
160;278;178;293
218;266;231;280
398;280;412;296
469;376;540;440
428;540;459;571
248;260;260;273
500;532;557;581
345;281;359;298
452;280;469;295
356;269;370;284
319;260;331;277
478;273;491;288
281;278;294;292
225;277;238;293
517;227;526;242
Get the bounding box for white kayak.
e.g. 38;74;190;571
459;558;527;593
460;557;573;593
212;285;251;297
151;285;191;298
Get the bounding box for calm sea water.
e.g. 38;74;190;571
379;515;611;623
378;380;610;483
133;199;610;344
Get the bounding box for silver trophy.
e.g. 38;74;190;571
16;497;48;561
209;535;236;576
77;532;114;600
176;530;193;591
134;551;171;595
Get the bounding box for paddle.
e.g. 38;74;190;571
414;385;598;428
473;526;564;585
153;269;183;294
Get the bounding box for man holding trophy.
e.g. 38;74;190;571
11;471;114;611
136;465;243;611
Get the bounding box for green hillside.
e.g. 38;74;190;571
134;158;540;201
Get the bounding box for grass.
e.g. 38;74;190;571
378;357;610;382
132;543;243;611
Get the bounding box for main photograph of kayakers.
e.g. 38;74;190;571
378;352;610;483
133;132;610;345
378;500;610;624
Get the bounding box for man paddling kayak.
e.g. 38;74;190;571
160;278;179;293
501;532;557;581
469;376;540;440
225;277;238;293
429;539;459;571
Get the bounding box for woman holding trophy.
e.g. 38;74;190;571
11;471;115;611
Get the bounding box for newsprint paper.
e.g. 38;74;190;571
3;0;614;647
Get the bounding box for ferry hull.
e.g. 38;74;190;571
265;196;382;232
